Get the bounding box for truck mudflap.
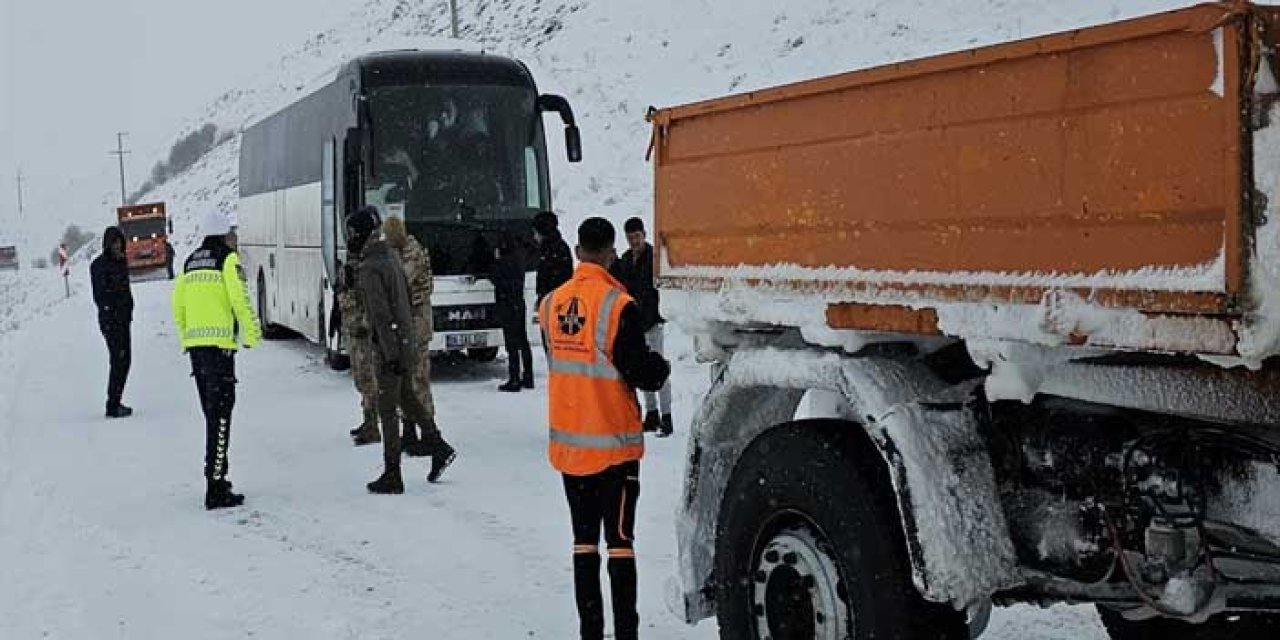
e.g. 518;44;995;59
672;345;1021;623
873;392;1022;607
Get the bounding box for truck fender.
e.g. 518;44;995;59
672;348;1020;623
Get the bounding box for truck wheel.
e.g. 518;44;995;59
1098;606;1280;639
715;422;967;640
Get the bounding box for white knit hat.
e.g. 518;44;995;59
201;208;237;237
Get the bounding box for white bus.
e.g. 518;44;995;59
237;50;581;367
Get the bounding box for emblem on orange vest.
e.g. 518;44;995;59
558;297;586;336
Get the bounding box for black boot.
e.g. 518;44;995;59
499;356;522;392
367;465;404;494
106;402;134;419
573;552;605;640
658;413;674;438
401;424;423;457
642;410;660;433
428;442;456;483
608;557;639;640
351;422;381;446
520;349;534;389
205;479;244;510
349;408;376;437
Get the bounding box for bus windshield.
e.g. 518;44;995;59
365;84;549;223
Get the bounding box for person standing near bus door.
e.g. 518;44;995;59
90;227;135;419
381;216;440;458
491;232;533;392
171;209;261;510
340;254;382;446
610;217;674;437
346;207;456;494
533;211;573;308
540;218;670;640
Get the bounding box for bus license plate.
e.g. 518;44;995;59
446;333;488;349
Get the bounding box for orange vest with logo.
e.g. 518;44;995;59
540;262;644;476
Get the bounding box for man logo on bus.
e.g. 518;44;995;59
558;297;586;337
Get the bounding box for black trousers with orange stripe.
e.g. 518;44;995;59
563;460;641;640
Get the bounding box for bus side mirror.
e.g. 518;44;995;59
565;125;582;163
538;94;583;163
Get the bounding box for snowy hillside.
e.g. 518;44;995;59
133;0;1197;248
2;2;1231;639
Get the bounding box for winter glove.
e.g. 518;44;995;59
632;353;671;393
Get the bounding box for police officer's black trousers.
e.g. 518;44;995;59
563;460;641;640
190;347;236;481
100;322;132;410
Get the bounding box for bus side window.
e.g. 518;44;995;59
524;146;539;208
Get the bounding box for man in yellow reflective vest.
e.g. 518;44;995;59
172;208;261;510
540;217;670;640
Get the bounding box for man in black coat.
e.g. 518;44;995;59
490;233;534;392
533;211;573;307
611;217;673;437
90;227;135;418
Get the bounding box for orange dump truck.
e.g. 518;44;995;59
116;202;172;279
654;3;1280;638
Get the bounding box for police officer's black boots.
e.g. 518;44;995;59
205;479;244;510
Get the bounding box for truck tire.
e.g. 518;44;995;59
1098;606;1280;639
715;422;968;640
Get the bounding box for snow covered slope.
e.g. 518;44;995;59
134;0;1196;248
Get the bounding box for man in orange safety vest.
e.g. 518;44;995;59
539;217;671;640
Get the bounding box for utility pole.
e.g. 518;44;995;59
109;132;130;206
449;0;459;38
14;168;23;217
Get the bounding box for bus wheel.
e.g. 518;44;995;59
467;347;499;363
714;422;968;640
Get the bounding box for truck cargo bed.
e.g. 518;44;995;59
651;2;1280;360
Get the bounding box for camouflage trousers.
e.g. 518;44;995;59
412;311;436;422
349;335;379;413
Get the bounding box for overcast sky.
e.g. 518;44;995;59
0;0;353;237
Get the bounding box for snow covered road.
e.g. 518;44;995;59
0;273;1108;638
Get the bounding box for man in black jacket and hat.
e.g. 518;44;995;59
90;227;135;418
533;211;573;307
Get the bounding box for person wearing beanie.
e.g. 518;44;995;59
90;226;135;418
171;208;260;510
346;206;456;494
533;211;573;307
610;217;673;437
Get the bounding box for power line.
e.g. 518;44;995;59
108;132;130;206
